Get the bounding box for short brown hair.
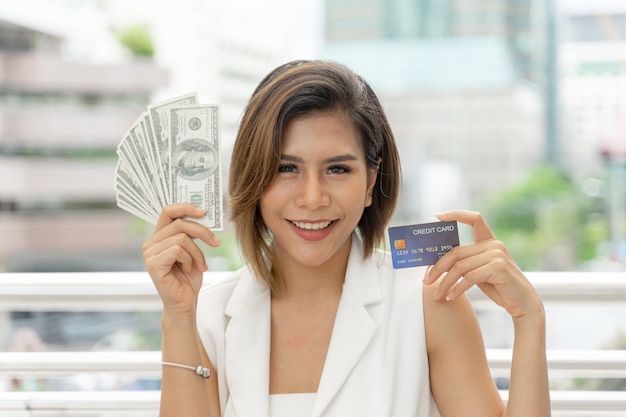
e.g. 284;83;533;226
229;60;401;291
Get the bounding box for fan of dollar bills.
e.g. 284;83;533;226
114;92;223;230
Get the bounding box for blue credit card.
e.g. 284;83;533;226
388;221;460;269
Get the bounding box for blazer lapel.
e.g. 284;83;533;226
312;235;383;417
223;269;272;417
220;235;382;417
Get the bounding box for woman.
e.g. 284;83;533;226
142;60;550;417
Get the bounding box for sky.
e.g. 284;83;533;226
0;0;325;64
104;0;325;61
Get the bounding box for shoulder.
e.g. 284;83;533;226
370;247;428;290
199;269;241;303
197;265;270;318
358;247;429;315
197;266;252;316
205;269;244;289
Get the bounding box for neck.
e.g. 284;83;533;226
271;239;352;301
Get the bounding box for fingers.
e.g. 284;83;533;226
424;239;490;286
144;229;208;274
145;243;195;278
430;242;513;301
152;217;220;249
425;210;497;297
153;204;221;248
156;204;221;244
436;210;495;242
424;210;510;301
424;240;490;296
156;203;202;229
424;210;539;317
143;204;221;277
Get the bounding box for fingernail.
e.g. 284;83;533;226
423;266;433;283
196;207;207;215
212;235;221;245
198;258;208;271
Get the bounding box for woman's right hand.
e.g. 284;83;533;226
142;203;221;317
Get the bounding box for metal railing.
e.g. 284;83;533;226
2;271;625;311
1;271;625;416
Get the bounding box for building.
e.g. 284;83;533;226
559;2;626;175
558;1;626;265
325;0;535;81
322;39;543;223
0;0;314;272
0;11;169;272
322;0;544;222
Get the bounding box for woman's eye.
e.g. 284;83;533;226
328;165;351;174
278;164;297;173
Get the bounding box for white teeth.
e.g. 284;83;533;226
291;220;332;230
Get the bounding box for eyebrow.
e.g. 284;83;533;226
280;154;360;164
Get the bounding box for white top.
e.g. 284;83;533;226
269;393;316;417
197;234;441;417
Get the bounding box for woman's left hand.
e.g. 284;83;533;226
423;210;542;320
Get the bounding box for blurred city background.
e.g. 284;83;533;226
1;0;625;399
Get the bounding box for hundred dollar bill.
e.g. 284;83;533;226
115;158;159;224
148;92;198;204
170;104;223;230
116;189;157;225
140;111;169;205
128;120;166;209
116;134;161;212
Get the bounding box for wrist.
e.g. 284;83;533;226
160;313;202;363
512;299;545;329
161;310;197;331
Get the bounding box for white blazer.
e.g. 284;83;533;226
197;235;442;417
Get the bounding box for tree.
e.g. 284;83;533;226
484;165;607;270
114;24;154;58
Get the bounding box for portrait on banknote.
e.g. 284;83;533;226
172;138;219;181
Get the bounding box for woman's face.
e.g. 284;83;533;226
260;111;376;272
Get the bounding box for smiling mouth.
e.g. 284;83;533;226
290;220;334;230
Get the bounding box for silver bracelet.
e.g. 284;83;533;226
162;361;212;378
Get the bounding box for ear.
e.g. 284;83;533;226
364;158;380;208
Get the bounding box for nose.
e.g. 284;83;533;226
295;173;330;210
